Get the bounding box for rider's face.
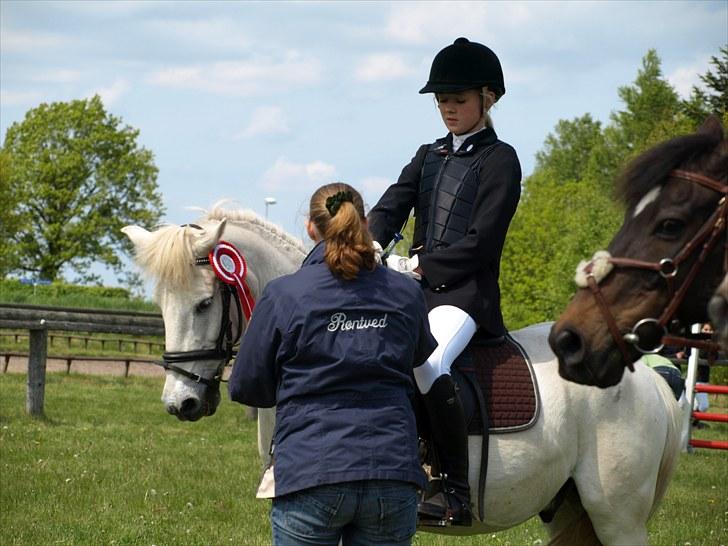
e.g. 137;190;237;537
436;89;484;136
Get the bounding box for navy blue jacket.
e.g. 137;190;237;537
228;242;436;496
368;129;521;338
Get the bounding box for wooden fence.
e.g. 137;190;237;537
0;303;164;416
1;331;164;353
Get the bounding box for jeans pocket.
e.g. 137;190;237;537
377;491;417;543
276;488;345;539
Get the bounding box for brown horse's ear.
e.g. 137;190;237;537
697;114;724;139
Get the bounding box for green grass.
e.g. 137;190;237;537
1;373;726;546
0;278;159;313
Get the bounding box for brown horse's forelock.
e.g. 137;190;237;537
616;127;726;210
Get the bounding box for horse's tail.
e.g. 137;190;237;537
649;369;683;517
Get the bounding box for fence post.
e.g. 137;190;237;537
27;322;48;417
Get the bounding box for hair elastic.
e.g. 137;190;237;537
325;190;353;217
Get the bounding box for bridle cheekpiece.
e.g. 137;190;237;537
160;240;256;387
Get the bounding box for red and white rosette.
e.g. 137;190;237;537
209;240;255;320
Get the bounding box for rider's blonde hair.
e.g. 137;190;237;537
309;183;376;280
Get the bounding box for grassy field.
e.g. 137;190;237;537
1;372;726;546
0;279;159;313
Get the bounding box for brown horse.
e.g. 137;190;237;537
549;116;728;387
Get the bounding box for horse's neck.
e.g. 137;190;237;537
223;220;306;282
509;322;557;365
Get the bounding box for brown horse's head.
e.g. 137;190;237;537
549;116;728;387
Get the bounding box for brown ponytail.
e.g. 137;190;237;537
309;183;376;280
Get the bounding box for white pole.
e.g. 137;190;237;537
264;197;276;220
681;323;702;453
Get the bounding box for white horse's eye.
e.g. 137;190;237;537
195;297;214;313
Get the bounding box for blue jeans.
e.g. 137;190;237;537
271;480;418;546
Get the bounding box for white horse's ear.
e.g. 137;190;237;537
121;225;152;248
213;218;227;242
196;218;227;253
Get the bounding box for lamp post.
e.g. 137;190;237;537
264;197;277;220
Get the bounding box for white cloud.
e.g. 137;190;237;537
260;157;337;191
147;51;323;96
360;176;393;194
90;79;131;106
29;69;82;84
0;89;43;107
0;29;72;52
235;106;291;139
355;53;415;82
385;2;527;45
667;59;711;98
143;17;251;53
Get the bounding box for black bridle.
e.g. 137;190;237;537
582;169;726;367
159;252;246;388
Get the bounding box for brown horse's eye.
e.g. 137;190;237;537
655;219;685;239
195;297;214;313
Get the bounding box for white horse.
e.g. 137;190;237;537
709;274;728;348
124;205;681;546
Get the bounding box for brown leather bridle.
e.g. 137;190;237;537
583;169;727;370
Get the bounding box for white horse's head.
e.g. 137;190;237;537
123;205;305;421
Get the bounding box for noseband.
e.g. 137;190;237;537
581;169;726;369
159;240;255;388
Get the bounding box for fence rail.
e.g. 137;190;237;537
0;304;165;416
0;331;164;353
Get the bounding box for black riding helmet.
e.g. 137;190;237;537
419;37;505;98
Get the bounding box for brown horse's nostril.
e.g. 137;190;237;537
551;327;586;366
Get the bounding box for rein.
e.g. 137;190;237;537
160;240;254;388
582;169;726;368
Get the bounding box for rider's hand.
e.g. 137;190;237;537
372;241;384;265
385;254;422;281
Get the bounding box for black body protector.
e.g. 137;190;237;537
413;139;499;254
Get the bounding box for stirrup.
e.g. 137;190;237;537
418;487;472;527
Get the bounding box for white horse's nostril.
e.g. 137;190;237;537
180;397;202;419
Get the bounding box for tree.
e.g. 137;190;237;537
682;45;728;126
0;150;23;277
1;96;164;283
501;49;693;329
534;114;604;183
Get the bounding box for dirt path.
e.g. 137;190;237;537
3;355;165;378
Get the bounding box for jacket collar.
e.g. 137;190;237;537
435;126;498;156
302;241;326;267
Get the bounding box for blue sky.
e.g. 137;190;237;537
1;0;726;286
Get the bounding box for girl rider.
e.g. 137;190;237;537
368;37;522;527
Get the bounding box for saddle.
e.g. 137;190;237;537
416;333;540;523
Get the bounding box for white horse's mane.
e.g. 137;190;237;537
131;202;305;289
205;202;306;255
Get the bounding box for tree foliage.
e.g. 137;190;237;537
501;48;721;329
682;45;728;125
1;96;164;283
0;150;23;277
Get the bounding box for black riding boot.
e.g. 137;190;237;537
418;374;472;526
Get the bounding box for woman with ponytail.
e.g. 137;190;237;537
229;182;437;546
